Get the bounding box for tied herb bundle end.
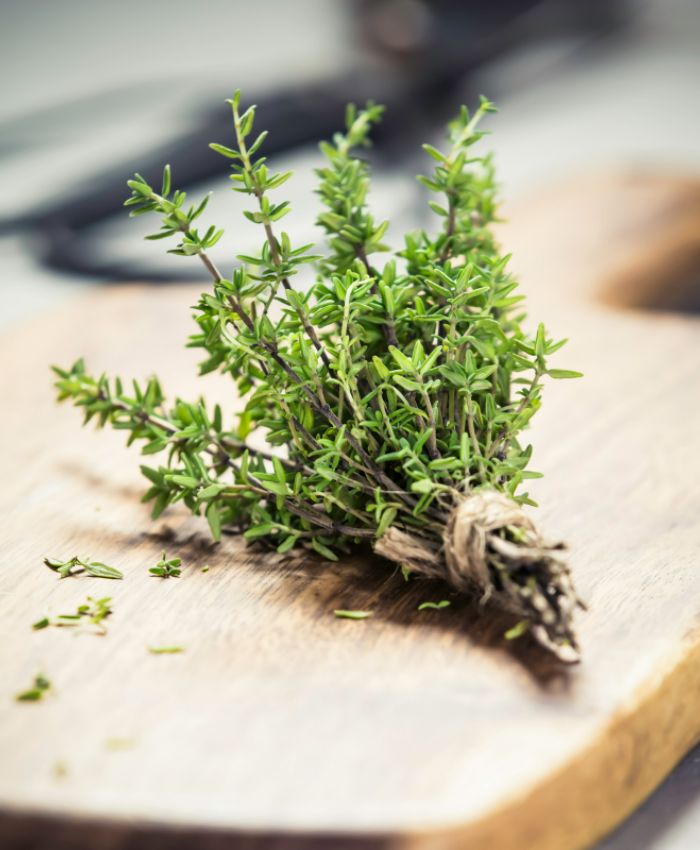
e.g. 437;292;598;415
376;490;580;660
53;92;584;661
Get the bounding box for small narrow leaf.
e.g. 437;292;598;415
333;610;372;620
148;646;184;654
417;600;451;611
547;369;583;379
505;620;530;640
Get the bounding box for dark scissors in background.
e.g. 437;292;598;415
0;0;626;282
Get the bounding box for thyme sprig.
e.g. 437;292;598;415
44;556;123;580
54;92;583;656
149;551;182;578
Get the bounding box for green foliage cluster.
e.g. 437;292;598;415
149;551;182;578
54;92;579;575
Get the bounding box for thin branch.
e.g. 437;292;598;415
486;370;542;459
355;245;399;347
233;114;332;372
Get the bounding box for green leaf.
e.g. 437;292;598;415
199;483;226;500
394;375;421;393
312;539;339;561
161;164;172;196
44;556;75;571
276;535;297;554
168;474;199;489
243;523;278;540
411;340;425;368
376;506;397;537
85;562;123;580
272;456;287;483
333;609;372;620
206;503;222;541
547;369;583;379
410;478;435;494
535;323;546;359
148;646;184;654
504;620;530;640
438;364;467;387
371;356;390;379
209;142;239;159
285;290;306;311
258;479;290;497
388;346;414;372
428;201;448;217
16;674;51;702
417;600;451;611
16;688;44;702
422;143;446;162
429;457;461;471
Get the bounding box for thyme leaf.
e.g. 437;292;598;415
148;646;184;654
417;600;451;611
334;610;372;620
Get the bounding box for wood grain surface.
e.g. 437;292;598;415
0;172;699;850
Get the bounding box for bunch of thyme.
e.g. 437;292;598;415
54;92;583;659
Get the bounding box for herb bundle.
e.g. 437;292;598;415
54;92;583;659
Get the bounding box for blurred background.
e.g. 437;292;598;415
1;0;698;847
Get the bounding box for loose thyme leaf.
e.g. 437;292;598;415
504;620;530;640
44;556;82;578
44;557;68;569
16;673;51;702
417;600;451;611
32;617;50;630
84;562;123;580
148;646;184;654
16;690;44;702
334;610;372;620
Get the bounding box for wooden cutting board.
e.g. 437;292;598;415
1;172;699;850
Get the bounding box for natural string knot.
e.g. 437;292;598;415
442;490;538;594
374;489;582;660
